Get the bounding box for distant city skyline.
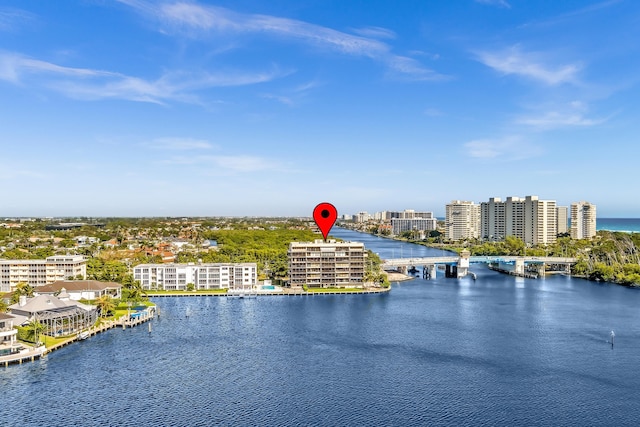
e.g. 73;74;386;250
1;1;640;217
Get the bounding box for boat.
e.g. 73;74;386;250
77;331;90;340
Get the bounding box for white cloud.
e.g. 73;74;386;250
146;137;215;150
351;26;396;40
0;8;35;32
515;101;609;129
475;0;511;8
517;112;605;129
161;154;277;172
476;46;580;85
0;51;286;104
464;137;542;160
120;0;445;81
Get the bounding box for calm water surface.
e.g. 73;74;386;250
2;228;640;426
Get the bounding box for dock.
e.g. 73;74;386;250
1;307;156;368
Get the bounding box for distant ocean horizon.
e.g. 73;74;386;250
432;217;640;233
597;218;640;233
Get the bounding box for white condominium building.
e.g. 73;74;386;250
390;211;437;236
0;255;87;293
445;201;480;241
354;212;372;223
133;263;257;291
571;201;597;239
481;196;557;245
288;240;365;288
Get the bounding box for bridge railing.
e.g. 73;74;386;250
382;256;576;266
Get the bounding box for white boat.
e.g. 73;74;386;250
77;331;90;340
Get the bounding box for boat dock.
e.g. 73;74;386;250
1;307;156;368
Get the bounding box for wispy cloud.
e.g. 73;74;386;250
351;26;396;40
161;154;277;172
464;137;542;160
516;111;606;129
475;0;511;9
260;79;321;106
476;46;580;85
0;51;286;104
515;101;610;129
0;8;35;32
119;0;445;81
146;137;215;150
519;0;622;29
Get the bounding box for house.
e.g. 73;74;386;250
8;294;98;338
35;280;122;301
0;313;20;356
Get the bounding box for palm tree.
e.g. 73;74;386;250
24;319;46;344
95;295;115;318
11;281;34;304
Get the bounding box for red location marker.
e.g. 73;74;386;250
313;202;338;241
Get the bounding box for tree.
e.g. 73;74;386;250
504;236;525;255
11;282;34;304
95;295;115;318
122;280;143;302
23;320;46;344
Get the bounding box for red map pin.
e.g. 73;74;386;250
313;202;337;241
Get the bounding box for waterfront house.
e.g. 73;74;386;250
35;280;122;301
8;294;98;338
0;313;20;356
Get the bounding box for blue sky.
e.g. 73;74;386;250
1;0;639;218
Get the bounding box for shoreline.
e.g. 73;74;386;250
2;308;154;368
147;287;392;297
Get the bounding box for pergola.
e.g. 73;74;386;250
35;307;97;338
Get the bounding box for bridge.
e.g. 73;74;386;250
382;255;577;279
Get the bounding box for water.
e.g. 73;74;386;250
597;218;640;233
2;228;640;426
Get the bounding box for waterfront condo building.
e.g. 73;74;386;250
571;201;597;239
481;196;557;245
0;255;87;293
445;201;481;241
133;263;257;291
288;240;365;288
390;210;437;236
557;206;569;235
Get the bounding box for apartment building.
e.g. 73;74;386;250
390;210;437;236
132;262;257;291
0;255;87;293
481;196;557;245
288;240;365;288
445;201;481;241
557;206;569;234
571;201;597;239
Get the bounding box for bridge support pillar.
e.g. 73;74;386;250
423;264;436;279
456;250;470;278
445;265;457;278
515;258;525;276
